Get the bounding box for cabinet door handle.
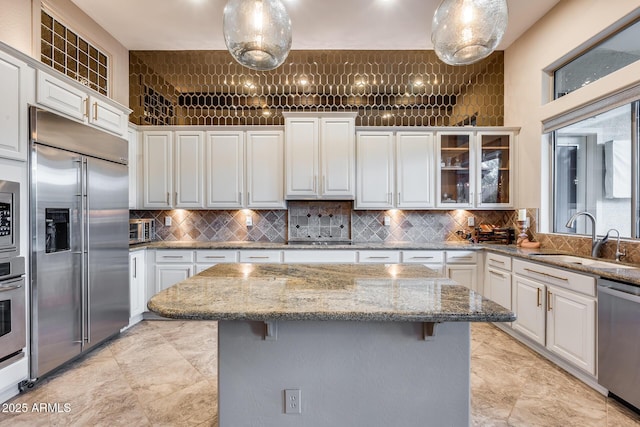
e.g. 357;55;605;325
175;192;178;205
547;291;552;311
491;270;505;279
313;176;317;193
166;192;170;205
524;268;569;282
83;98;88;118
536;288;541;307
93;102;99;121
239;192;242;204
133;257;137;279
322;175;326;193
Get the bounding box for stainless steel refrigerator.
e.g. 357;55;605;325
29;107;129;380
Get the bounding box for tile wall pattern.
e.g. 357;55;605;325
287;201;351;242
129;50;503;127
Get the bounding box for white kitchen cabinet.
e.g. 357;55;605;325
36;69;129;137
154;250;195;292
205;131;245;208
396;132;434;208
358;250;401;263
142;130;204;209
284;113;356;199
436;130;515;209
484;252;512;309
142;130;173;208
195;250;239;273
511;259;596;375
282;250;358;263
129;250;146;325
445;251;479;292
128;125;139;209
356;131;434;210
174;131;205;208
356;131;395;209
246;130;286;209
512;274;546;345
401;250;445;275
546;284;596;375
0;50;33;161
239;250;282;263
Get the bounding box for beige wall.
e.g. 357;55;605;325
505;1;640;215
0;0;129;106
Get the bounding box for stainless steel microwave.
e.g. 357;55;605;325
129;218;155;244
0;180;19;260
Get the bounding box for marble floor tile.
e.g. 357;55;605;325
1;321;639;426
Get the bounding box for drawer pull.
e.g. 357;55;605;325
410;256;434;259
248;256;270;259
204;256;226;259
161;255;184;259
490;259;505;264
368;256;390;259
536;288;541;307
491;270;505;279
451;256;473;261
524;268;569;282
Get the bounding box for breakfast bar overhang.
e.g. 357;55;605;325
149;263;515;426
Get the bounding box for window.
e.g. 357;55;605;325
552;103;638;238
40;8;109;96
554;19;640;99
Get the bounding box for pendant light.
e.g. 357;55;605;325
431;0;508;66
223;0;292;71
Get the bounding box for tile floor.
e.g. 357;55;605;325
1;321;639;426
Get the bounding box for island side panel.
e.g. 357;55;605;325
218;320;470;426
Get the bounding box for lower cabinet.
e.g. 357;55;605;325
154;250;195;292
129;250;146;325
511;259;596;376
445;251;479;292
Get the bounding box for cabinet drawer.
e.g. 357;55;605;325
196;250;238;263
445;250;478;264
401;250;444;264
283;250;357;263
358;250;400;263
513;259;596;297
155;250;194;263
486;252;511;271
240;250;282;263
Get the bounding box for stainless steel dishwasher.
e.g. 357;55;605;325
598;279;640;411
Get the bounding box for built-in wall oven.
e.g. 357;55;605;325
0;180;20;260
0;256;26;368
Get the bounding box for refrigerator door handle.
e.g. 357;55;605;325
83;158;91;345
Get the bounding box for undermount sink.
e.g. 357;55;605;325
532;254;637;270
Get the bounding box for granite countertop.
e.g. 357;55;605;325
148;263;515;323
131;240;640;286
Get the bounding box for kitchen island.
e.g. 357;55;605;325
149;263;515;426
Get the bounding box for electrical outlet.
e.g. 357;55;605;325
164;216;172;226
384;216;391;226
467;216;475;227
284;389;301;414
245;215;253;227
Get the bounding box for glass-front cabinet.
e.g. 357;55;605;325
436;131;514;208
437;131;473;207
477;131;513;208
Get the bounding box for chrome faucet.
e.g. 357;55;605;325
604;229;626;262
565;211;607;258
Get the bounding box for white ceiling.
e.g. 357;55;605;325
69;0;561;51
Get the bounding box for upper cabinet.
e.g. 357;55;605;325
0;50;34;161
142;130;205;209
284;112;356;199
36;69;129;137
436;130;515;209
140;128;286;210
356;131;434;210
128;125;140;209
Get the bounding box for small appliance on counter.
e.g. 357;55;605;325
475;225;515;244
129;218;155;244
